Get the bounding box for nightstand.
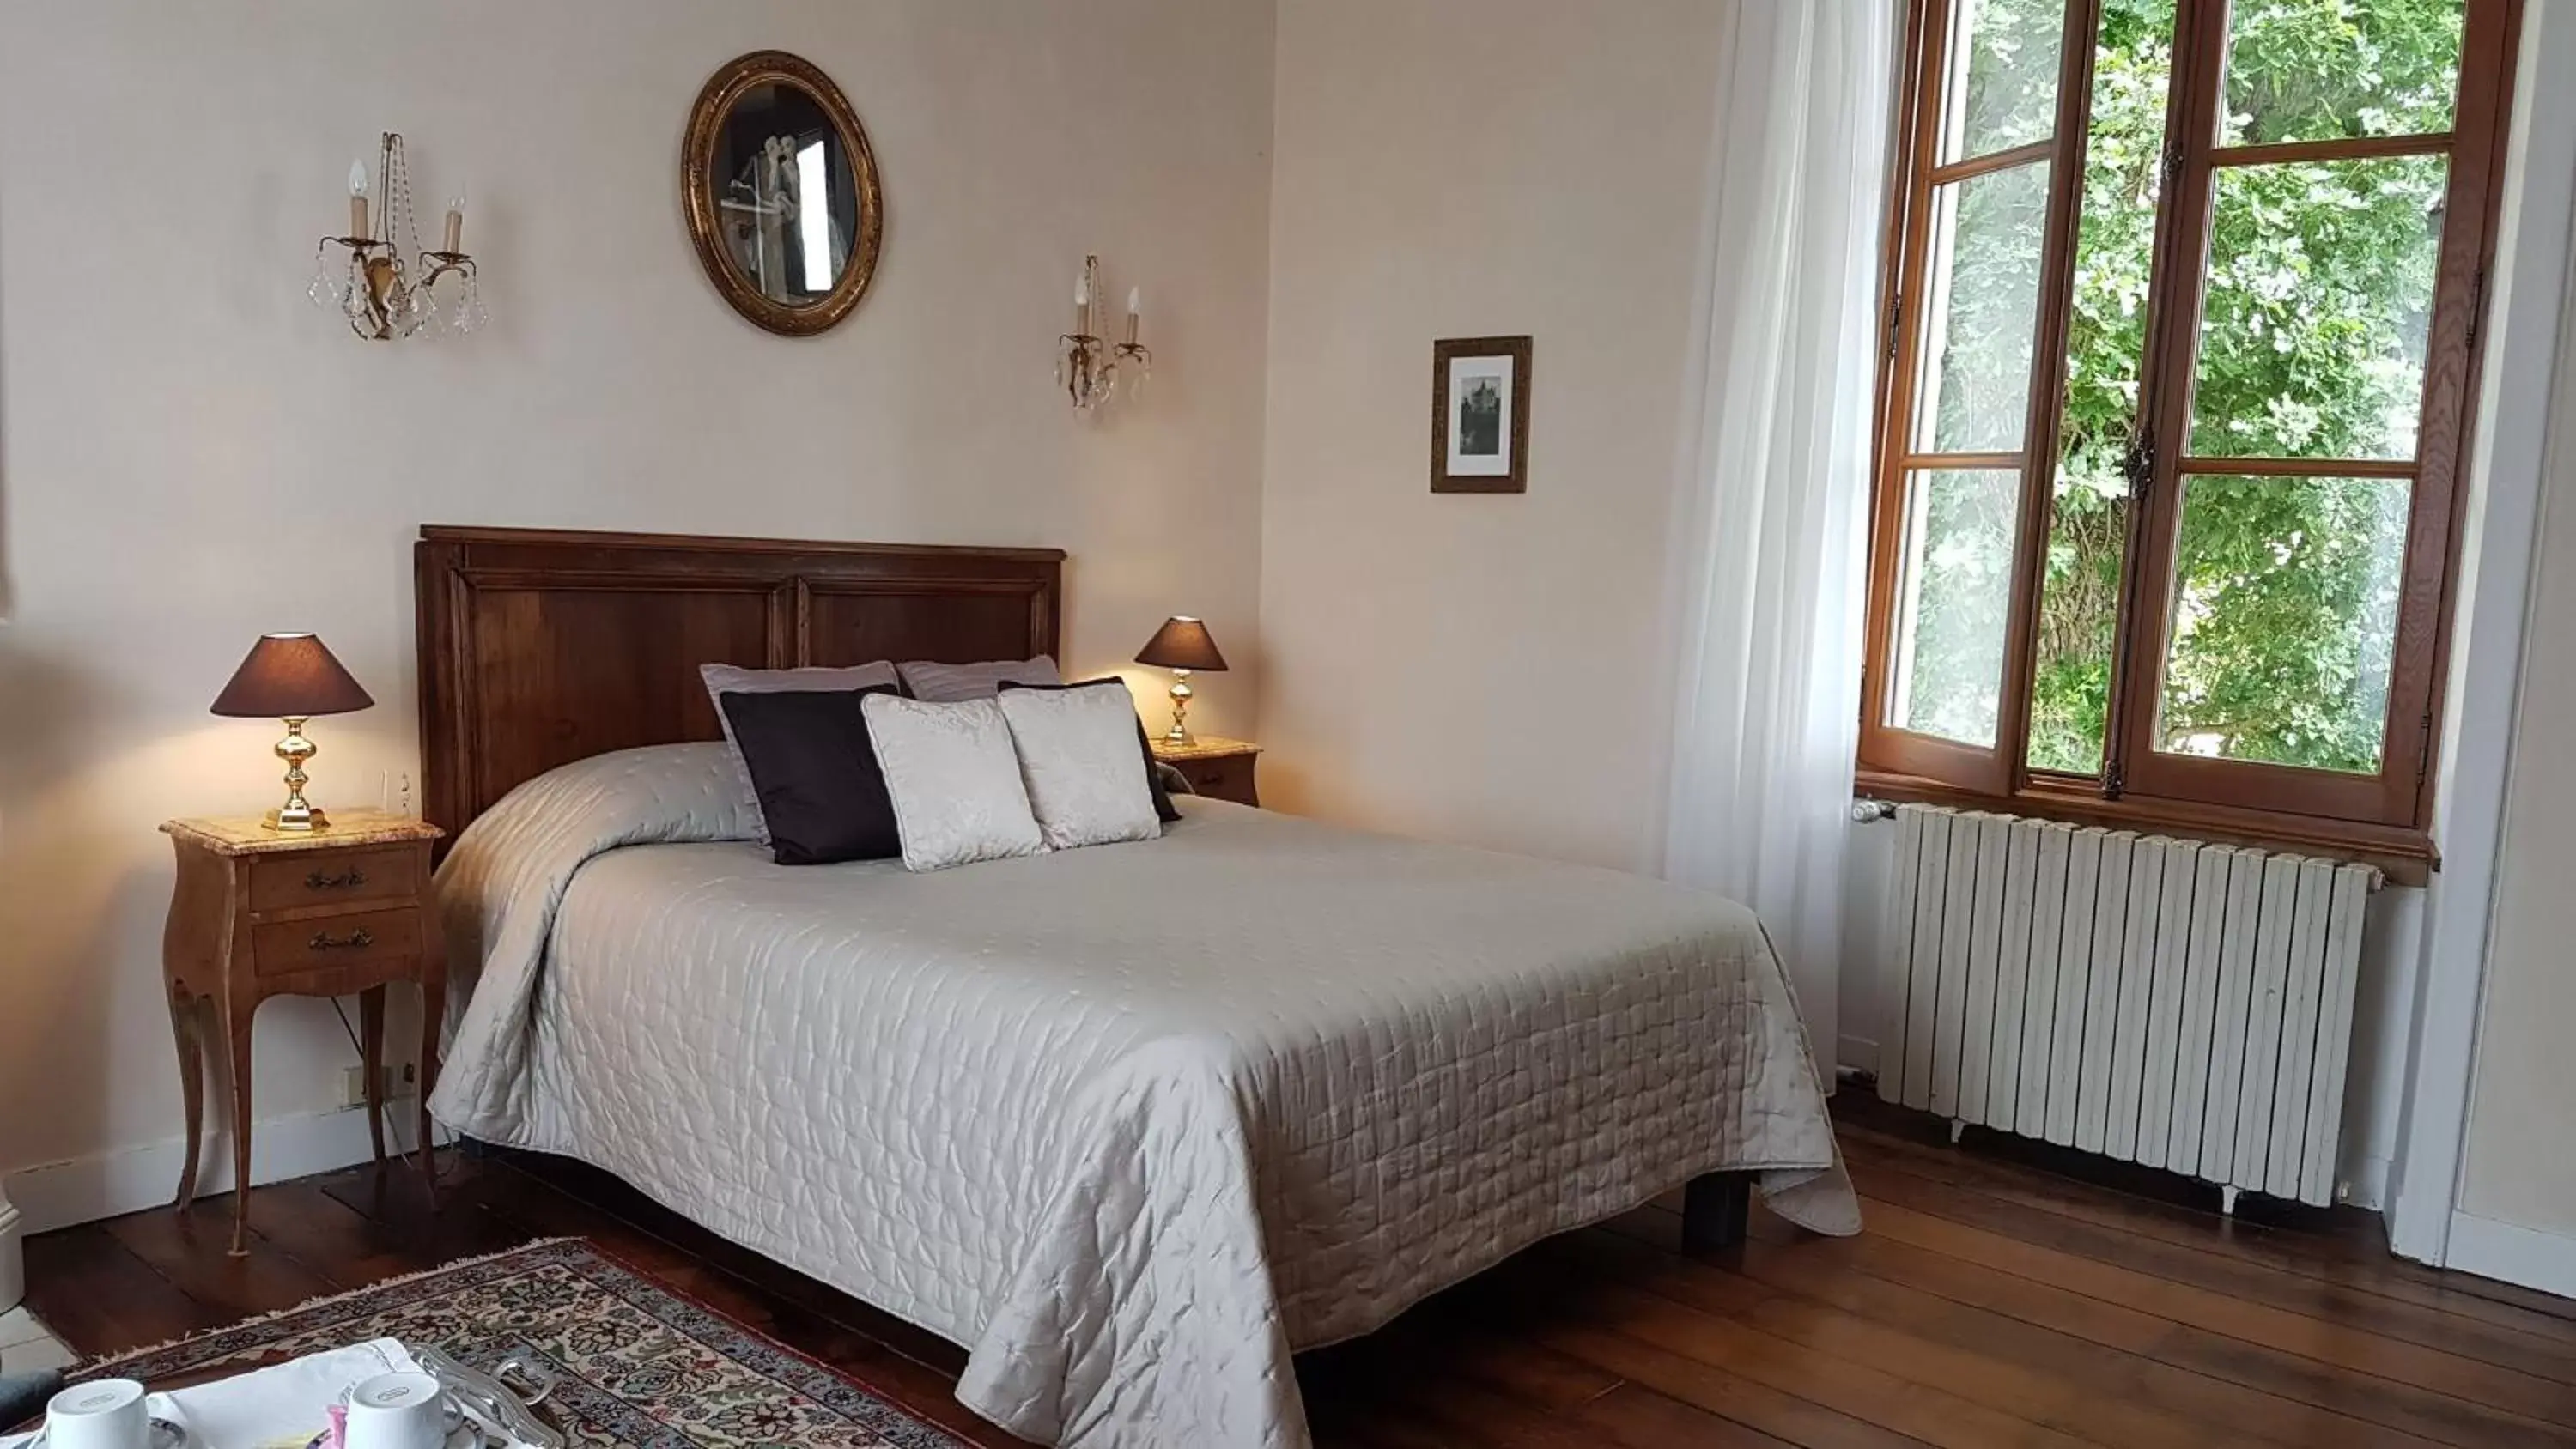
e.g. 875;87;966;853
159;810;445;1255
1151;736;1261;807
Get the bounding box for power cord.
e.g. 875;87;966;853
328;996;443;1179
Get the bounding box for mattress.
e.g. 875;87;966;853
428;743;1856;1449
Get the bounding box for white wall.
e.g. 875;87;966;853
0;0;1276;1229
2456;288;2576;1253
1257;0;1732;873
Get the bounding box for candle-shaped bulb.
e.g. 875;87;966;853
443;192;466;253
1127;286;1141;314
1075;270;1089;306
347;160;371;240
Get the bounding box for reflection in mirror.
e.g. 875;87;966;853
712;82;858;304
683;51;882;336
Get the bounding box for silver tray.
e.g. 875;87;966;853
413;1348;562;1449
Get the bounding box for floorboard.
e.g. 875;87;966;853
23;1102;2576;1446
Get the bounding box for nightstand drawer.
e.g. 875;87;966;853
247;845;416;914
251;905;421;978
1173;752;1259;807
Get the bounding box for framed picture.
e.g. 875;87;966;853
1431;335;1532;494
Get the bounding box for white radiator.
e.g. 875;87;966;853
1874;803;2379;1208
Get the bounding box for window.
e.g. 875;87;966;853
1862;0;2516;853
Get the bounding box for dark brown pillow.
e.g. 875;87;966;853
715;685;904;864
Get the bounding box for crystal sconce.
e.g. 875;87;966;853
1057;254;1151;413
310;133;485;342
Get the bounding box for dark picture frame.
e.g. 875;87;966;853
1431;336;1533;494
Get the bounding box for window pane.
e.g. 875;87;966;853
2219;0;2464;147
2157;473;2409;773
1939;0;2068;162
1913;160;2053;452
1889;468;2022;747
2188;155;2446;461
2028;0;2178;774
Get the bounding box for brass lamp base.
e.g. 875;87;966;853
264;803;330;833
1162;670;1195;747
262;717;329;833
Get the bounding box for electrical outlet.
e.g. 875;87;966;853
380;769;415;815
339;1064;411;1109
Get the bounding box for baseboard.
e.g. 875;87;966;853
0;1187;23;1311
2340;1154;2390;1213
2445;1210;2576;1298
3;1099;436;1236
1837;1034;1880;1077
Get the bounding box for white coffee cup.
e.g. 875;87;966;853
342;1371;453;1449
42;1379;148;1449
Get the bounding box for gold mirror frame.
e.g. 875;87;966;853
682;51;884;337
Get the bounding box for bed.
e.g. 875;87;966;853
415;526;1857;1449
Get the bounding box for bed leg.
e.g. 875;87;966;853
1682;1171;1754;1253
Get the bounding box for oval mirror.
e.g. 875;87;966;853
683;51;884;336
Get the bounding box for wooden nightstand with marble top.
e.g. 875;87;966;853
159;809;445;1255
1151;735;1261;808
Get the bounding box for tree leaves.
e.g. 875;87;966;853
2010;0;2454;774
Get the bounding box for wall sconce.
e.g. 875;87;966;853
1057;254;1151;413
309;132;486;342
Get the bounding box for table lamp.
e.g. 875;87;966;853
210;633;376;831
1134;616;1228;746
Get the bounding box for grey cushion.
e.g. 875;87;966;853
699;662;901;845
896;656;1060;702
996;681;1163;850
860;694;1048;872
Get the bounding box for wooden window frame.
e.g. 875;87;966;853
1858;0;2522;876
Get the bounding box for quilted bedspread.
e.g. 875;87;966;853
428;744;1857;1449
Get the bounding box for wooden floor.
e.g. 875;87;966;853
25;1096;2576;1447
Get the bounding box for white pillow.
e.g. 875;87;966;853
997;682;1163;850
860;694;1048;871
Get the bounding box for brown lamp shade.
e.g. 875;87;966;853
1135;616;1227;672
209;633;375;718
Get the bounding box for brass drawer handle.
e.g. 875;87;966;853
304;867;368;890
307;927;374;952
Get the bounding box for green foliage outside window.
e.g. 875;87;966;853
1905;0;2463;779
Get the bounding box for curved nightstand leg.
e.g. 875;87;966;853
168;985;204;1211
221;997;257;1257
358;985;387;1167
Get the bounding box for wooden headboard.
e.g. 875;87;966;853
415;525;1064;840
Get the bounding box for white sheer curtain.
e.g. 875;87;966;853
1662;0;1899;1063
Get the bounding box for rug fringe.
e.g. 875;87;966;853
79;1236;586;1373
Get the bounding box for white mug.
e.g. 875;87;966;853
41;1379;148;1449
342;1371;454;1449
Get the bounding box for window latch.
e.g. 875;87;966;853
2121;427;2157;499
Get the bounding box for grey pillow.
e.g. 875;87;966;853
699;661;900;844
860;694;1048;872
997;682;1162;850
897;655;1060;702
